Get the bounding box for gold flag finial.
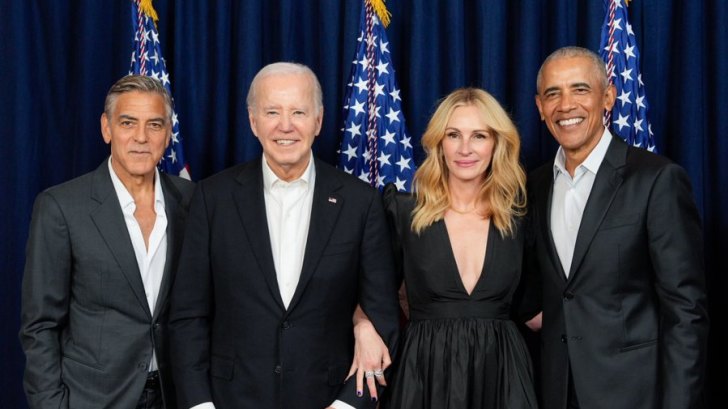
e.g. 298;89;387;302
369;0;391;28
138;0;159;23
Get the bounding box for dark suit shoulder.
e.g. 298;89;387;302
38;163;111;208
193;160;260;200
527;161;553;182
527;161;554;193
382;183;414;220
163;173;195;192
624;144;674;169
160;173;195;210
315;159;376;190
609;144;691;190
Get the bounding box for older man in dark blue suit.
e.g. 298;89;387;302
168;62;399;409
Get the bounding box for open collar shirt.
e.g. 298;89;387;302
262;152;316;310
108;157;167;371
550;128;612;278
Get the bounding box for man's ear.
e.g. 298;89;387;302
603;84;617;111
101;113;112;144
314;107;324;136
248;108;259;137
534;95;545;121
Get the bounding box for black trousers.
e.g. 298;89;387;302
136;371;164;409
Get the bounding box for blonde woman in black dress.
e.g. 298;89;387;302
382;87;537;409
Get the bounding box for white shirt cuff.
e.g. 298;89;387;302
190;403;216;409
330;399;357;409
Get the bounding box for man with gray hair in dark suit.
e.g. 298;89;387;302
20;75;194;409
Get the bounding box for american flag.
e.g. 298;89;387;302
129;0;191;179
599;0;656;152
338;0;415;192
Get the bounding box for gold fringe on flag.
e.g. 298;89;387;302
369;0;391;28
139;0;159;23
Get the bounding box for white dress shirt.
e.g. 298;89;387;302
550;128;612;277
108;158;167;371
189;154;354;409
262;152;316;309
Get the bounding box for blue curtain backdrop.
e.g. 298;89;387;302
1;1;725;407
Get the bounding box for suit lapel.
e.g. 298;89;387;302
534;165;569;283
287;160;343;312
154;174;183;321
232;159;286;311
567;137;627;281
89;163;152;319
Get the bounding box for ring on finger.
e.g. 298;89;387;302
365;370;375;379
373;369;384;377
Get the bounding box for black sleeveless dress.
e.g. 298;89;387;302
382;185;537;409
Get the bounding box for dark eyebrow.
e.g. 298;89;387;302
118;114;166;124
570;82;592;89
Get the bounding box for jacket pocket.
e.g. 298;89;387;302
210;355;234;380
62;353;103;371
619;339;657;353
599;213;640;230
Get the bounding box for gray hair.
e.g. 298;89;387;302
536;46;609;93
104;75;173;122
246;62;323;113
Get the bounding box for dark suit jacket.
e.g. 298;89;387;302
525;136;709;409
20;161;194;409
168;157;400;409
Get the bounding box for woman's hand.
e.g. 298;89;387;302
348;305;391;402
525;311;542;331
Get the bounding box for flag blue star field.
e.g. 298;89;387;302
599;0;656;152
128;0;191;178
338;0;415;192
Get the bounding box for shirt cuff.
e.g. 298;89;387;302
190;403;216;409
331;399;357;409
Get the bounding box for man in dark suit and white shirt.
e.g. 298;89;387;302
168;62;400;409
20;75;194;408
525;46;709;409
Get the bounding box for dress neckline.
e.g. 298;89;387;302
439;219;495;297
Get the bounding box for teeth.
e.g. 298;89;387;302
276;140;295;145
558;118;583;126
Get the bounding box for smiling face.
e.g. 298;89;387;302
248;72;323;181
535;55;616;166
101;91;170;184
441;104;496;185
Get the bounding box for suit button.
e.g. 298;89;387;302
563;291;574;300
274;365;282;374
154;323;161;330
138;361;146;369
282;321;290;329
561;334;568;343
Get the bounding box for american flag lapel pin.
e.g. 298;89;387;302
328;197;337;204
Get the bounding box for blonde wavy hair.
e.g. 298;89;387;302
412;87;526;237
